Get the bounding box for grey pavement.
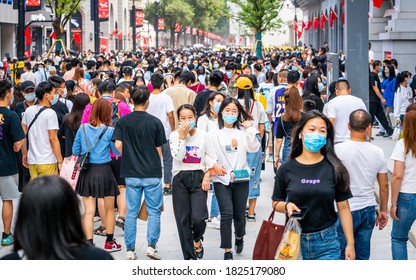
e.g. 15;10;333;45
1;128;416;260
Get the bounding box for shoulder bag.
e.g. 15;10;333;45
26;106;48;150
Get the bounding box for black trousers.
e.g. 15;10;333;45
16;150;30;192
172;170;208;260
214;181;249;249
369;101;394;135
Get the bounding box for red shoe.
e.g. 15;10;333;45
104;239;122;253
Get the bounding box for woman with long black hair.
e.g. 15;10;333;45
205;97;260;260
272;110;355;260
302;75;324;112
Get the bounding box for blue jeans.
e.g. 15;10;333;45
391;192;416;260
301;223;341;260
247;135;262;198
124;177;163;251
210;186;220;218
281;137;291;164
336;205;376;260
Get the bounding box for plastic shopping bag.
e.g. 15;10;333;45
59;156;80;190
275;218;302;260
392;125;402;141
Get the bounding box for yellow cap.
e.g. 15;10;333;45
235;76;253;90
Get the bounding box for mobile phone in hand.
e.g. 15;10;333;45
290;207;308;220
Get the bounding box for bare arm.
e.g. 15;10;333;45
21;123;28;168
115;140;123;153
258;123;265;140
390;160;405;220
336;200;355;260
156;146;162;160
168;111;175;132
329;118;335;125
48;129;63;170
373;85;387;104
274;137;283;166
376;172;389;229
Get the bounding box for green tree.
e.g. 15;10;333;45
145;0;194;48
46;0;83;51
229;0;284;58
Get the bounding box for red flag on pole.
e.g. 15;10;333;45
373;0;383;8
118;31;123;40
228;36;233;43
294;22;298;32
239;37;243;44
313;16;319;30
297;30;302;41
301;21;306;30
330;8;338;28
306;18;312;31
136;33;141;39
109;29;117;36
320;12;328;30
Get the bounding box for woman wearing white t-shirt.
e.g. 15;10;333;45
390;105;416;260
236;76;267;222
197;91;225;229
393;72;413;126
170;104;210;260
205;97;260;260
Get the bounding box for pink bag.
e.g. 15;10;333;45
59;156;80;190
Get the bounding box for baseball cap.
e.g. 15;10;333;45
235;76;253;90
21;81;36;92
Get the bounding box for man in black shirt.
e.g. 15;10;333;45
193;70;223;118
369;60;393;137
112;85;166;260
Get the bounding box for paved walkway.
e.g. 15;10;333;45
1;130;416;260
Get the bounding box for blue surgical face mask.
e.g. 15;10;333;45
226;71;232;78
189;121;195;130
10;97;14;105
407;79;412;87
302;132;327;153
126;98;130;104
222;114;238;125
193;64;198;69
213;64;220;69
292;66;298;72
213;102;221;113
183;67;189;71
50;94;59;106
318;83;324;92
24;93;36;102
378;73;383;80
380;66;384;73
266;65;271;71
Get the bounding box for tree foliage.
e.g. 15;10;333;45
229;0;284;34
46;0;83;35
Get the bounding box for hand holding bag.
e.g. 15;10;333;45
275;218;302;260
252;210;285;260
59;155;80;190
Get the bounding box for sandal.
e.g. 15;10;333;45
116;216;125;231
194;240;204;259
93;225;107;236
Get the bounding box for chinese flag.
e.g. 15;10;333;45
297;30;303;41
373;0;383;8
109;29;117;36
320;12;328;30
306;18;312;31
228;36;233;43
330;8;338;28
313;16;319;30
294;22;298;32
118;31;123;40
136;34;141;39
301;21;306;30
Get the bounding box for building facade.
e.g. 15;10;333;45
0;1;18;58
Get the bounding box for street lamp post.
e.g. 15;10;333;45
93;0;100;53
132;0;137;52
154;0;160;50
17;0;26;58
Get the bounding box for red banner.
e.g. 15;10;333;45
199;29;203;36
136;10;144;27
158;18;164;30
174;22;181;33
98;0;109;20
192;28;197;35
26;0;40;9
100;37;108;53
186;26;191;34
25;27;31;47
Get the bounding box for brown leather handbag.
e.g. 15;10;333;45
252;210;285;260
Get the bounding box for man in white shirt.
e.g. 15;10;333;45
335;109;389;260
20;62;37;85
21;81;63;178
326;80;367;144
147;72;175;195
35;62;49;86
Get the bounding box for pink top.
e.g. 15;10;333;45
188;83;206;94
81;97;132;158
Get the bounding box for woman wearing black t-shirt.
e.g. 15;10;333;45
272;110;355;260
274;86;303;166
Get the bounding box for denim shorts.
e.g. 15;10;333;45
301;223;341;260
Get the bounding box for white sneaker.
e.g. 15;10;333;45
127;250;136;260
207;217;221;230
266;155;274;162
146;246;161;260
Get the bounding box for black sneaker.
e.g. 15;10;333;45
235;237;244;254
383;132;390;138
163;187;172;195
375;132;384;136
224;251;233;260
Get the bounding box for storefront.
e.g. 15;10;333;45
0;1;18;58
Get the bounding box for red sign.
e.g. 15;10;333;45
100;37;108;53
174;22;181;33
26;0;40;8
199;29;203;36
99;0;109;20
385;51;392;60
186;26;191;35
135;10;144;27
158;18;165;30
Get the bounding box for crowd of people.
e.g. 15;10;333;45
0;43;416;260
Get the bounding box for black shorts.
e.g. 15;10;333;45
110;157;126;186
